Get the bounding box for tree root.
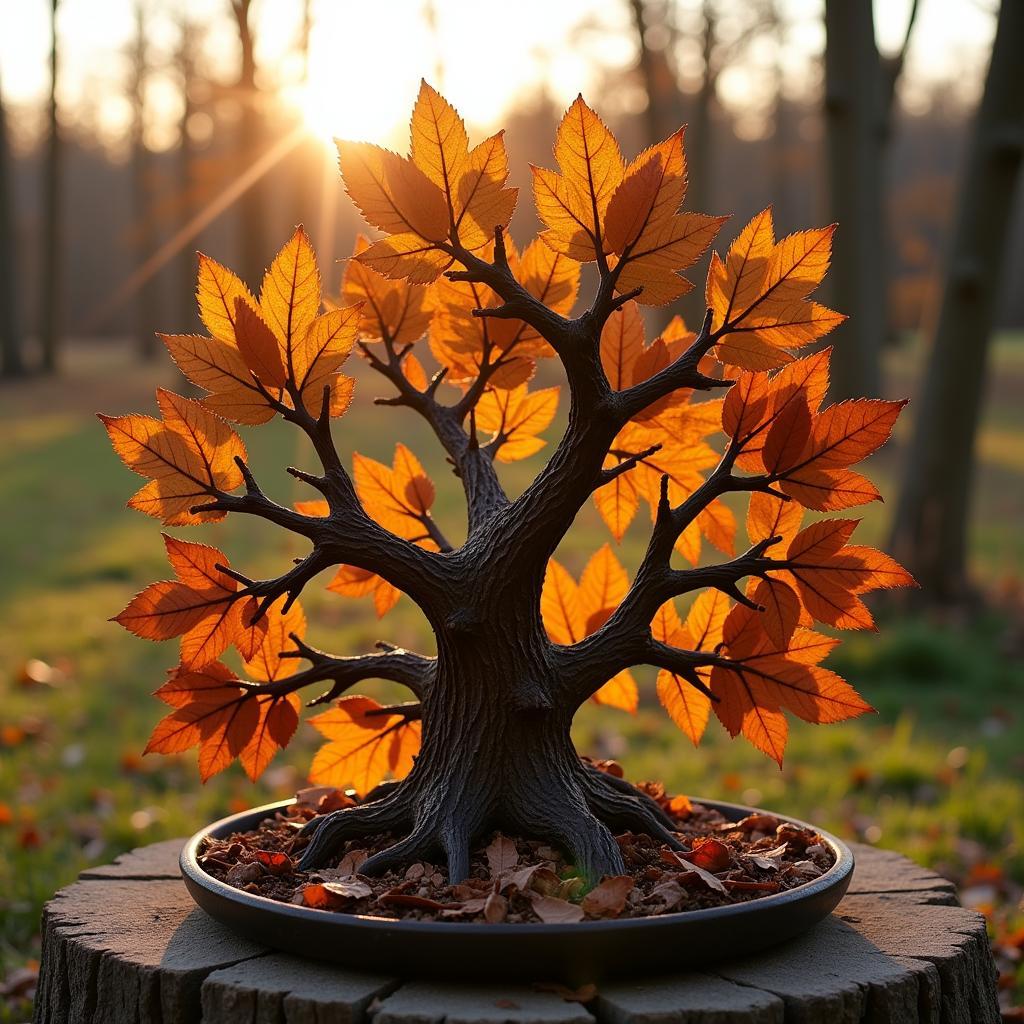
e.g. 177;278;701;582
297;762;685;882
297;791;412;871
581;768;685;852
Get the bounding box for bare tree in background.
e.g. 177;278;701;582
231;0;265;288
39;0;61;374
890;0;1024;605
175;14;199;327
0;71;25;378
823;0;918;400
628;0;773;331
130;1;161;362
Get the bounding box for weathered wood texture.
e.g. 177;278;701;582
33;839;999;1024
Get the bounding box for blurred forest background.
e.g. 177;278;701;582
1;0;1022;1019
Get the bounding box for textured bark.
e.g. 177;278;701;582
890;0;1024;604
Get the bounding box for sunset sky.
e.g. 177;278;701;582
2;0;997;154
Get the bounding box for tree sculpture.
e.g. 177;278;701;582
103;85;913;883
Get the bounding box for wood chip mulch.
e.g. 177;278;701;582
198;781;836;924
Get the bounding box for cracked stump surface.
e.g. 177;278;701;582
33;838;999;1024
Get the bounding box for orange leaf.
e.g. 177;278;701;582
343;235;431;345
475;385;559;462
605;128;687;254
337;141;449;242
100;389;245;525
353;443;440;545
657;670;710;746
233;299;287;388
309;696;421;794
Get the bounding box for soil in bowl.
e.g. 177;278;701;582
198;781;836;924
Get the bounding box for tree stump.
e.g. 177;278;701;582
33;839;1000;1024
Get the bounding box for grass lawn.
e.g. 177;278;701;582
1;337;1022;1020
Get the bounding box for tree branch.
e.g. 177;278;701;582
193;456;449;607
243;632;435;704
358;333;509;532
615;308;727;420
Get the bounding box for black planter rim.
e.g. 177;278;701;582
180;796;854;938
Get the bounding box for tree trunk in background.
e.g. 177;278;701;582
889;0;1024;606
131;2;160;362
823;1;883;399
824;0;918;400
0;73;25;377
39;0;61;374
176;17;197;328
232;0;265;290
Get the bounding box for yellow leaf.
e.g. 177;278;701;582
410;80;468;205
337;141;449;241
343;235;431;345
475;385;559;462
195;253;257;343
554;96;624;244
540;559;584;645
605;127;687;254
309;696;421;794
455;131;517;249
259;226;322;379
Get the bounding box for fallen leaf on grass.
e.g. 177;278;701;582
581;875;634;917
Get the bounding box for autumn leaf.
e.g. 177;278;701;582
353;443;441;546
115;535;262;670
534;96;623;262
605;128;687;254
147;661;260;782
309;696;421;794
475;384;559;462
651;590;730;746
711;603;873;765
338;141;449;241
343;235;431;345
708;210;845;366
165;231;357;424
340;84;515;285
541;547;638;713
100;389;246;525
762;519;916;632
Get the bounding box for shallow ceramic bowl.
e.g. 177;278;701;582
181;798;853;982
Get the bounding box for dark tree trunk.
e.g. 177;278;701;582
176;18;197;328
0;71;24;377
292;300;690;883
889;0;1024;605
232;0;265;289
823;0;883;400
131;2;160;363
39;0;61;375
823;0;918;400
